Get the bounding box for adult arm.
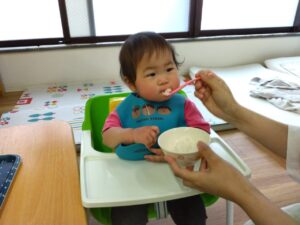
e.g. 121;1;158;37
194;70;288;158
165;142;297;225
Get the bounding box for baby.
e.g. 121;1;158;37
102;31;210;225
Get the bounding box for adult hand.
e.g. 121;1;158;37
194;70;239;123
165;141;252;203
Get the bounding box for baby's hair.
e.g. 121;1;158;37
119;31;182;84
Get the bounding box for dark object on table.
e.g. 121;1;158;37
0;154;21;209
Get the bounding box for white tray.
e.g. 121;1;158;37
80;130;251;208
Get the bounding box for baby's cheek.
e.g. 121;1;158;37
140;88;156;98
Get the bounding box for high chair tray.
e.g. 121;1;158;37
80;130;251;208
0;154;21;208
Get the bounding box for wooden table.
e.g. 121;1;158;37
0;121;87;225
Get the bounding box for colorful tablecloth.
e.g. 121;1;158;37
0;80;130;144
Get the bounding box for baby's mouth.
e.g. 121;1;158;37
162;88;172;96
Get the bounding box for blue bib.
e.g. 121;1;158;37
115;93;187;160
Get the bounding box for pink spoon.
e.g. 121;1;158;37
163;77;200;96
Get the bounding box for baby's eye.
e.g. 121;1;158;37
166;67;175;72
146;72;156;77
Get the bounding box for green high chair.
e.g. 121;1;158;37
81;92;219;225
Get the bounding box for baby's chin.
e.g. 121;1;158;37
141;95;170;103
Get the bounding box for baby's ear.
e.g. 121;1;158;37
123;76;136;91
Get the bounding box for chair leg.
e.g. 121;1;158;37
155;201;168;219
226;200;234;225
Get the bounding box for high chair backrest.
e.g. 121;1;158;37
82;92;130;152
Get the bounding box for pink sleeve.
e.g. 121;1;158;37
102;111;122;133
184;98;211;133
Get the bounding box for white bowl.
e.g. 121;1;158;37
158;127;210;167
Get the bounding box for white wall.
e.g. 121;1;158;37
0;35;300;91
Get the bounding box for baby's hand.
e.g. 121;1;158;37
132;126;159;149
144;148;165;162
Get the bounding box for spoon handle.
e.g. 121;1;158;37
168;77;200;95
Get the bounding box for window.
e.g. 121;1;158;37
0;0;63;41
93;0;190;36
201;0;299;30
0;0;299;48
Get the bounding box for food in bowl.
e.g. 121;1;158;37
158;127;210;168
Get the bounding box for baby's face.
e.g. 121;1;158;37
132;50;180;102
